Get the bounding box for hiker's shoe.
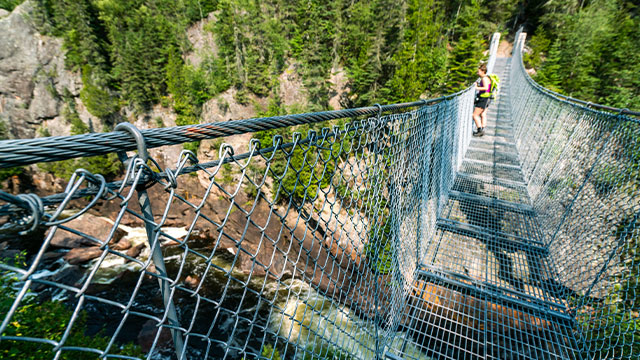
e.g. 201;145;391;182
473;129;484;137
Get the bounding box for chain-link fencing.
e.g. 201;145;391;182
510;30;640;359
0;83;474;359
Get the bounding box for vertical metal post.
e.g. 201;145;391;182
487;32;501;74
115;123;185;359
137;189;185;358
372;104;382;360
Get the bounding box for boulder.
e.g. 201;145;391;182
31;264;85;292
49;214;127;249
137;319;173;353
183;275;200;288
64;246;103;265
111;238;131;251
41;251;65;265
126;243;145;259
49;229;96;248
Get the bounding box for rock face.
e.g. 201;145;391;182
0;1;87;139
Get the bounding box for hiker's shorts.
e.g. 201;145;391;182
474;97;490;110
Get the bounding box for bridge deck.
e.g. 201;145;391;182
389;58;581;359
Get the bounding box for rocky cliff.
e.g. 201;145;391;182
0;2;86;139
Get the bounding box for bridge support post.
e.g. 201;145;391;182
487;32;501;74
115;123;186;360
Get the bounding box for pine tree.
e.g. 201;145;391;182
382;0;448;102
79;66;119;119
599;1;640;109
445;0;485;92
534;40;563;92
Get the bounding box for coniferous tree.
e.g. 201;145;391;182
446;0;485;92
535;40;563;92
382;0;448;102
598;1;640;109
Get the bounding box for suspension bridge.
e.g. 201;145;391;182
0;31;638;359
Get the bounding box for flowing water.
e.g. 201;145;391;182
29;223;429;359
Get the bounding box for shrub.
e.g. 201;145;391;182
0;253;143;359
0;0;23;12
365;220;394;275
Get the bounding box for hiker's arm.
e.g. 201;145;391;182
476;77;490;91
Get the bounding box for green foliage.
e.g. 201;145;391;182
211;0;287;98
381;0;449;102
445;0;485;92
38;101;122;179
365;219;394;275
0;0;22;11
80;65;119;118
523;32;551;70
0;253;143;359
0;120;24;186
36;0;217;110
183;141;200;154
302;342;355;360
35;0;510;119
261;344;282;360
220;163;234;185
38;153;122;181
0;166;22;185
41;0;109;71
529;0;640;111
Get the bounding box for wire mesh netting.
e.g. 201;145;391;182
1;30;639;360
386;32;640;359
509;32;640;359
0;88;474;358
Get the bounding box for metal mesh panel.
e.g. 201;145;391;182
0;88;475;359
510;31;640;359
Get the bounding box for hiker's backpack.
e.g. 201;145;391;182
487;73;500;99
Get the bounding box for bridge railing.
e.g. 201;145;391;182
0;82;474;358
511;29;640;359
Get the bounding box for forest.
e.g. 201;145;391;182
0;0;636;123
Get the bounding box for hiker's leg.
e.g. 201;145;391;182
473;107;483;129
480;107;488;128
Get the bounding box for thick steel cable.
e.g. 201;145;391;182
512;29;640;120
0;100;442;168
0;97;464;216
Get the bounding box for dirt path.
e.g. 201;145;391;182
498;40;513;57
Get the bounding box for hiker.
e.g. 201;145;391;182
473;63;491;137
